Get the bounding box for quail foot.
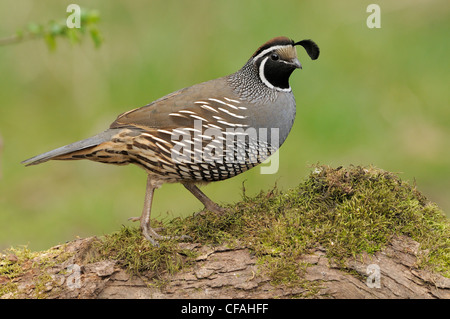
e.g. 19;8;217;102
22;36;319;246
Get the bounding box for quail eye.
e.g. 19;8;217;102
271;53;279;61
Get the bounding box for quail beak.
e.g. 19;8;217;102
291;57;302;69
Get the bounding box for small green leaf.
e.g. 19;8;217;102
66;28;80;45
44;33;56;51
81;9;100;24
89;27;102;48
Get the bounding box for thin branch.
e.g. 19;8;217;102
0;35;26;46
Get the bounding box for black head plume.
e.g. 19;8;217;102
294;39;320;60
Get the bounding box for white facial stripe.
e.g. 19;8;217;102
258;56;292;93
258;57;272;89
251;44;293;63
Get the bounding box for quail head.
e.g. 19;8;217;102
22;36;320;246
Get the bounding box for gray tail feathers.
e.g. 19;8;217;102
21;129;117;166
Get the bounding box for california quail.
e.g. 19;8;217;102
22;36;319;246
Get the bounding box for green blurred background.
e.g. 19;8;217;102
1;0;449;251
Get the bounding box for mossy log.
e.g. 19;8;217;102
1;165;450;299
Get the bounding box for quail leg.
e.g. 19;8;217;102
182;183;226;215
129;175;190;246
128;175;162;246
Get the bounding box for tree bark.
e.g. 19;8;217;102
1;234;449;299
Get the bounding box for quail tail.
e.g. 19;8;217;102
21;129;118;166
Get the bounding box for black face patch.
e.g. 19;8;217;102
263;58;296;89
254;54;297;90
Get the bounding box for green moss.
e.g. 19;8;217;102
176;165;449;279
0;246;36;297
90;165;450;286
0;246;34;278
0;244;73;298
3;165;449;297
92;223;195;276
